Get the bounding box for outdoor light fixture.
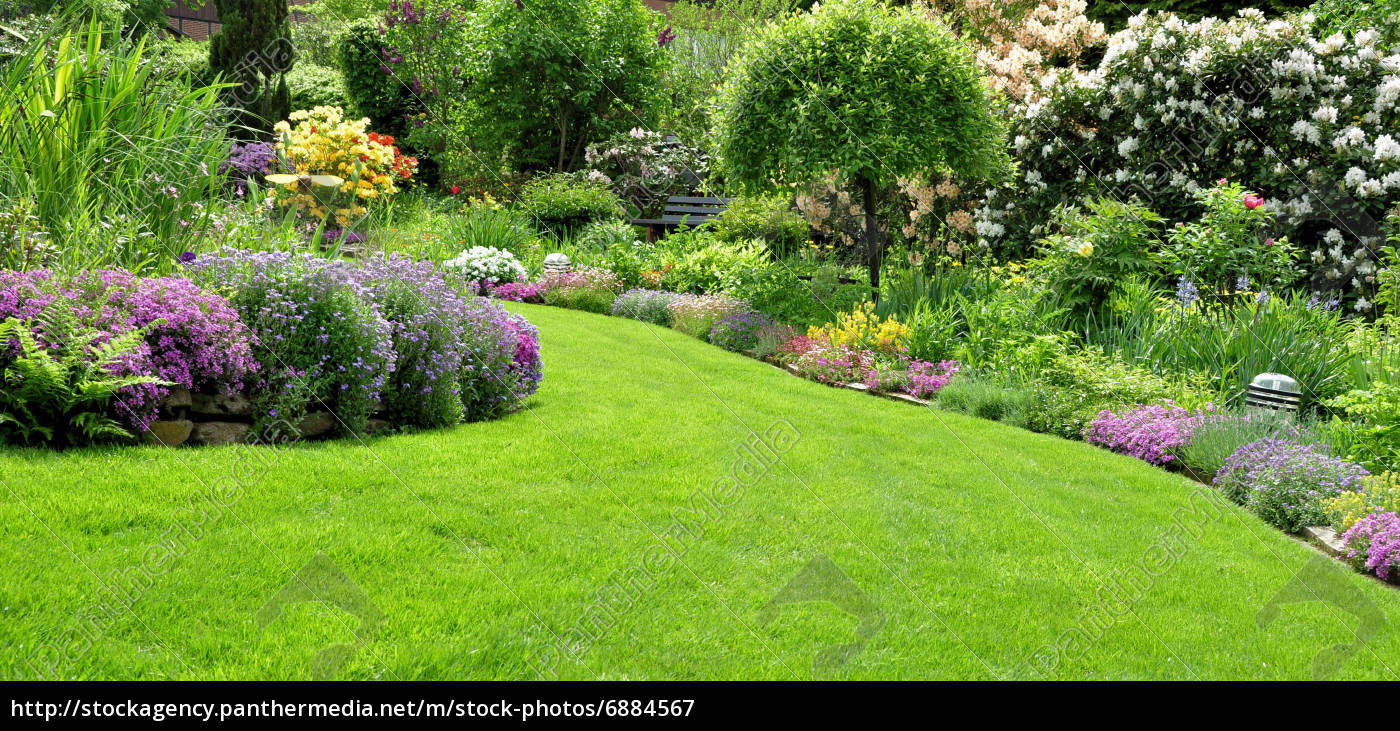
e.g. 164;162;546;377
1245;372;1302;420
542;252;572;276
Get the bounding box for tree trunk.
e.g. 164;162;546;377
860;176;881;304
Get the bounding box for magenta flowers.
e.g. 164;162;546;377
1084;402;1215;466
1341;511;1400;580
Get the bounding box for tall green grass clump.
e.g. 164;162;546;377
0;21;228;273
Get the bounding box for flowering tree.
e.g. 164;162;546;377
977;10;1400;312
714;0;1006;298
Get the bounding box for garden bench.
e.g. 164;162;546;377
631;195;731;241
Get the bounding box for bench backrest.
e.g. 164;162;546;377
660;196;730;226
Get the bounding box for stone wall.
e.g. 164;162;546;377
143;388;391;446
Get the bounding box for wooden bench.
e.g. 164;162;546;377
631;195;731;241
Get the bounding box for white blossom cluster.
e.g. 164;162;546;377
442;246;528;284
976;9;1400;310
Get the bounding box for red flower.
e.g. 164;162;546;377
451;185;461;195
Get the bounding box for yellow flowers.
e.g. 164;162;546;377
807;302;910;355
1324;471;1400;531
1076;241;1094;257
270;106;412;227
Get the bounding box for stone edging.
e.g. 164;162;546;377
781;363;931;407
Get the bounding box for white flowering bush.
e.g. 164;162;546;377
442;246;528;284
977;9;1400;311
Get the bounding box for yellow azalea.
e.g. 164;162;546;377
270;105;412;227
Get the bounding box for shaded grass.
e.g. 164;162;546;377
1;303;1398;679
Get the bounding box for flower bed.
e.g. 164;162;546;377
0;255;543;447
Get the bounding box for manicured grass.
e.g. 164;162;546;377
2;302;1399;680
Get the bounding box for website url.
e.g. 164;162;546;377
11;698;695;723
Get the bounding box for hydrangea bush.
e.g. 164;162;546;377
1214;438;1369;532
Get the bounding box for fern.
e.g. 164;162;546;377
0;300;172;448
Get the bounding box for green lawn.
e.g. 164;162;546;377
2;302;1398;680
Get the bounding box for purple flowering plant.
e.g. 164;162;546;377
0;269;258;433
190;249;396;436
1214;438;1370;532
1084;402;1219;467
1340;511;1400;580
709;310;776;353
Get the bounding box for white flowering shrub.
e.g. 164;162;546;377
442;246;528;284
977;9;1400;311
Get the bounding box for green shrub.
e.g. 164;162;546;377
1160;181;1302;296
517;174;624;238
1324;383;1400;473
723;263;868;328
286;63;348;113
1022;349;1210;440
336;16;415;140
575;219;639;251
455;0;667;172
150;39;215;89
1035;198;1163;322
659;232;768;295
710;193;809;259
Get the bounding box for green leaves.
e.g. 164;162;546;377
713;0;1008;193
0;302;172;448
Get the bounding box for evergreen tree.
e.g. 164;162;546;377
209;0;294;136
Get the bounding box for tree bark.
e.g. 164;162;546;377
860;176;881;304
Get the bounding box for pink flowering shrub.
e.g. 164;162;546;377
539;267;623;314
1341;511;1400;580
0;269;258;433
1083;402;1217;466
482;281;545;303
